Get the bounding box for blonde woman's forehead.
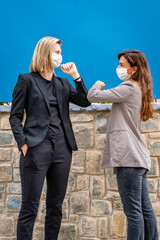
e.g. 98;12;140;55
53;43;62;53
54;43;61;50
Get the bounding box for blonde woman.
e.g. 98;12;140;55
87;50;158;240
10;36;90;240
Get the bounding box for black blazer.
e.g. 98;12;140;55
9;72;91;151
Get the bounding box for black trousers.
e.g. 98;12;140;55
17;130;72;240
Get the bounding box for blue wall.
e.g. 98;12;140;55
1;0;160;101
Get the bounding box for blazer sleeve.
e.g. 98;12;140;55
9;74;28;150
87;81;135;103
69;78;91;107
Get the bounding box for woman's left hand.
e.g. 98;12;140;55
61;62;80;80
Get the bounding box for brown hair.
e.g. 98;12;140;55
118;50;153;121
30;36;61;73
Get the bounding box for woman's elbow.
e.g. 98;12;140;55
87;94;96;103
80;100;91;107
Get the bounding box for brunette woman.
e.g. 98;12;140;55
87;50;158;240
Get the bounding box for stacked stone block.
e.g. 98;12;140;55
0;104;160;239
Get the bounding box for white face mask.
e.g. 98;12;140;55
52;53;62;68
116;68;132;81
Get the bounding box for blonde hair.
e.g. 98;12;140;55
30;36;61;73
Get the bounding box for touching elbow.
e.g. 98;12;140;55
80;100;91;107
85;101;91;107
87;94;95;103
87;92;92;102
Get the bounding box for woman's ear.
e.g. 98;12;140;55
132;66;138;74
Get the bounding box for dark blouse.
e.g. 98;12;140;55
41;74;64;134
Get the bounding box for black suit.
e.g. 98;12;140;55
10;72;90;151
10;72;91;240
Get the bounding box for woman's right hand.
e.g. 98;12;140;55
21;144;28;156
96;81;106;90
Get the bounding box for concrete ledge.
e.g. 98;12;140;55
0;105;12;112
152;102;160;111
69;103;112;111
1;102;160;112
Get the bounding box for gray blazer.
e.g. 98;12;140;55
87;80;151;171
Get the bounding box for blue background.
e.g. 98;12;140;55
1;0;160;102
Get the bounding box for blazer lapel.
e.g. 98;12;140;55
54;76;63;115
33;73;50;113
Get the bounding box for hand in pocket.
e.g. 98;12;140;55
21;144;28;156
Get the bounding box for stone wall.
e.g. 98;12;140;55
0;103;160;240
